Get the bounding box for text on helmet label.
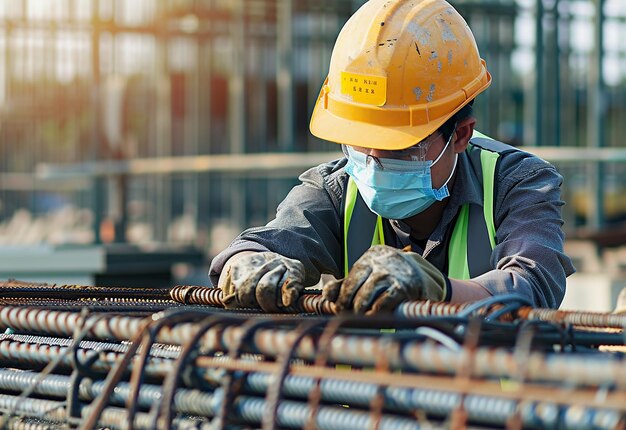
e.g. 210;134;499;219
341;72;387;106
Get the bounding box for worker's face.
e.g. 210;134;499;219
349;129;458;190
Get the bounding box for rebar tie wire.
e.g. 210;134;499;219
304;316;349;430
216;318;280;430
154;314;241;430
0;308;108;430
261;319;326;430
77;308;215;430
124;309;226;430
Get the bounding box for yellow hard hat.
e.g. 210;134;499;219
310;0;492;150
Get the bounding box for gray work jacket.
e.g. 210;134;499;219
209;141;575;309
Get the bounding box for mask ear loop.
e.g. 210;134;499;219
430;125;457;167
433;126;459;192
438;152;458;190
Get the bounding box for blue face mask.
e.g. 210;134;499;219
344;133;457;220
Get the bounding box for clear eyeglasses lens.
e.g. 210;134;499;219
342;131;441;163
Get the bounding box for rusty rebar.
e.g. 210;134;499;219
1;282;625;429
170;285;626;329
0;279;172;300
0;306;623;388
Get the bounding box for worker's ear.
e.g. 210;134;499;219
453;117;476;153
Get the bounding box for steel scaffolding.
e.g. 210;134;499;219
1;0;626;250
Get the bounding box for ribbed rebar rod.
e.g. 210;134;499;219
0;297;181;313
0;394;67;423
518;307;626;330
0;384;446;430
231;391;424;430
0;279;172;300
4;381;619;430
1;346;623;428
170;285;478;317
0;393;213;430
0;368;554;428
201;328;626;388
169;285;225;307
0;368;216;417
198;355;626;409
227;391;617;430
169;285;626;329
0;339;172;376
0;306;142;337
2;417;62;430
0;333;181;359
7;281;623;330
0;369;457;429
397;300;470;317
1;307;625;388
239;368;624;427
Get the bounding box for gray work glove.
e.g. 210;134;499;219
323;245;449;314
218;251;306;312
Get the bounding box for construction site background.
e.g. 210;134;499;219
0;0;625;310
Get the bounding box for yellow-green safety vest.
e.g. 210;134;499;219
343;131;515;279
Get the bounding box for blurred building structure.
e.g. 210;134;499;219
1;0;626;302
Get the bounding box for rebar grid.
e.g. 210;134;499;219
0;282;623;429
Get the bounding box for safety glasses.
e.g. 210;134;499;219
344;131;444;162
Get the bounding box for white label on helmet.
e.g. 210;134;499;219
341;72;387;106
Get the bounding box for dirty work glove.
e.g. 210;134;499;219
218;252;306;312
323;245;449;314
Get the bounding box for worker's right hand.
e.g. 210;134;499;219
218;251;306;312
322;245;448;314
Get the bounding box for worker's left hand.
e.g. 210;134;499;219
322;245;448;314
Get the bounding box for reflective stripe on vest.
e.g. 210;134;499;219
447;141;499;279
344;179;385;276
344;131;509;279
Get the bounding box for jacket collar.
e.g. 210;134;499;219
425;151;484;244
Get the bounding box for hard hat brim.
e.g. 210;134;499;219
310;70;491;150
310;104;442;150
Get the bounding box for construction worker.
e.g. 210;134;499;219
209;0;575;314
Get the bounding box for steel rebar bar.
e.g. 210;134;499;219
169;285;626;329
0;282;625;429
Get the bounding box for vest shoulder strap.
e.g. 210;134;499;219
469;130;519;155
448;130;509;279
344;178;384;276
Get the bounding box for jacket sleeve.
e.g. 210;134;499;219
473;152;576;308
209;159;347;287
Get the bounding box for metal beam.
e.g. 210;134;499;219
36;152;343;180
587;0;607;230
34;146;626;182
